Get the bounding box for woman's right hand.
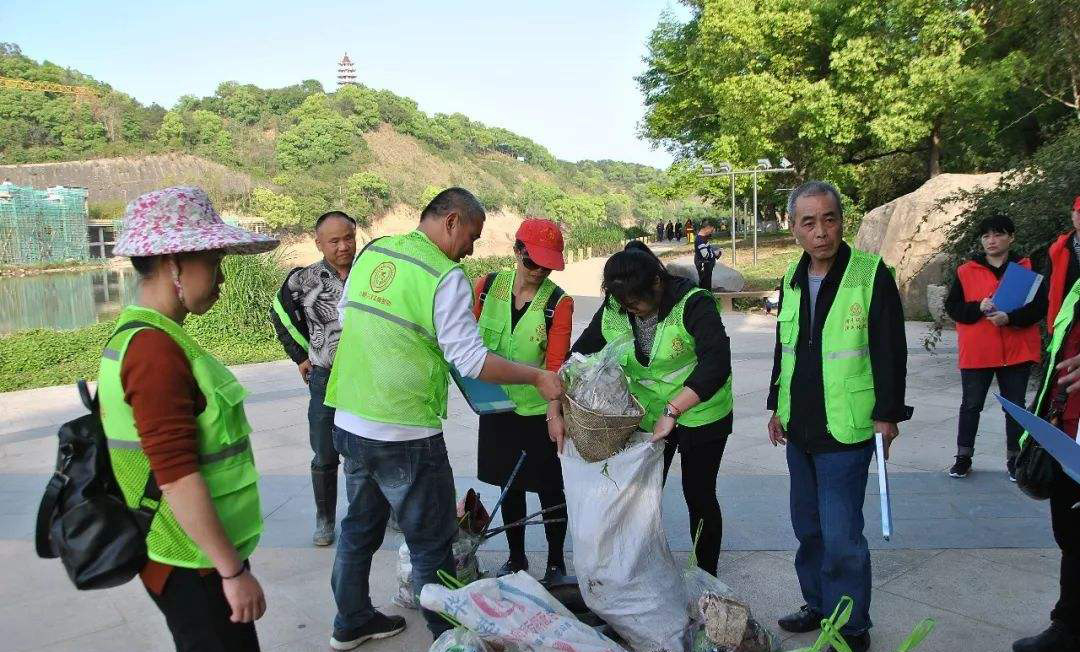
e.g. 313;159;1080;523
979;297;995;313
223;569;267;623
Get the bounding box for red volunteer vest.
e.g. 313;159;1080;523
955;258;1041;369
1047;232;1073;334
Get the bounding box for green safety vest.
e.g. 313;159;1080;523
271;288;309;352
1024;277;1080;446
325;230;461;428
774;248;881;444
477;269;564;416
600;288;733;431
99;305;262;569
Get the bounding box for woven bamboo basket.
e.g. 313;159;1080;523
561;393;644;463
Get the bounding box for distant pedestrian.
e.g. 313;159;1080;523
104;186;279;651
675;221;684;243
685;220;695;245
656;221;664;243
270;211;357;545
768;181;911;652
666;221;675;241
694;224;717;290
1011;196;1080;652
943;215;1046;480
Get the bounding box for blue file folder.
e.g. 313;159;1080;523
450;367;516;415
991;262;1043;314
997;395;1080;484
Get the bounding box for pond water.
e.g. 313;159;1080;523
0;266;138;334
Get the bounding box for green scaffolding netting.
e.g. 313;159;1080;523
0;182;90;265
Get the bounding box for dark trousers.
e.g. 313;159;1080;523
662;434;729;576
1051;461;1080;626
697;262;715;291
500;488;567;567
147;567;260;652
308;366;340;471
331;428;457;637
956;363;1031;457
786;440;874;635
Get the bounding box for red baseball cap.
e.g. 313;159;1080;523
1073;196;1080;211
516;218;565;271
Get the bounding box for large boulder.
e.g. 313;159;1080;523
667;255;746;291
854;173;1002;318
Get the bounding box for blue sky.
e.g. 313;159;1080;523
2;0;689;168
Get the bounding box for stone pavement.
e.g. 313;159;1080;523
0;295;1061;651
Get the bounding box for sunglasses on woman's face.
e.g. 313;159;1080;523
517;248;551;272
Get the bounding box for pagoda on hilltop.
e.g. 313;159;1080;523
337;53;357;87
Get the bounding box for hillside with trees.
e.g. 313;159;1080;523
0;42;705;250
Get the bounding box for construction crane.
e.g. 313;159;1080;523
0;76;99;98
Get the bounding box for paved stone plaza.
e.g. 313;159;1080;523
0;296;1060;651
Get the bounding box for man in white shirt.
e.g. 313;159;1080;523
324;188;563;649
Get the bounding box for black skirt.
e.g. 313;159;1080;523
477;411;564;493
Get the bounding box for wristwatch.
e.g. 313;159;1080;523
663;403;680;419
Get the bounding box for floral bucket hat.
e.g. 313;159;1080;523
114;186;279;257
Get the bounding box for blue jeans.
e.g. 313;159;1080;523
308;366;339;471
331;427;458;637
786;440;875;634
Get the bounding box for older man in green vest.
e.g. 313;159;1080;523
322;187;563;649
766;180;912;652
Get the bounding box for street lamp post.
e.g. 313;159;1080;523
701;158;795;266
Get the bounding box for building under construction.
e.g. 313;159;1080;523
0;182;91;266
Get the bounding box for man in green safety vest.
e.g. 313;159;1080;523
323;187;564;649
766;181;912;652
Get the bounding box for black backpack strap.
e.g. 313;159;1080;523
35;471;67;558
478;272;497;311
544;287;566;334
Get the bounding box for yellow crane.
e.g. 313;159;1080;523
0;76;99;98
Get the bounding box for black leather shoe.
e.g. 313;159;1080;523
778;604;824;633
1013;621;1080;652
830;630;870;652
541;562;568;586
497;557;529;577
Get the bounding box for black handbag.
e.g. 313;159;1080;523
35;323;162;590
1015;436;1055;500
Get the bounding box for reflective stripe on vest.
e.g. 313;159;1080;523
476;269;561;416
774;248;879;444
600;289;733;431
99;305;262;569
325;230;459;428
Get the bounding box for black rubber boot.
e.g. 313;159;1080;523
312;468;338;546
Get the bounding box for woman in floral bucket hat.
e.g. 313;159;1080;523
101;187;278;651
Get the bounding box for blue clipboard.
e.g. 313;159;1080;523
450;367;516;415
991;262;1043;314
997;395;1080;484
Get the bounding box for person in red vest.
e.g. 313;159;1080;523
944;215;1047;480
1046;196;1080;331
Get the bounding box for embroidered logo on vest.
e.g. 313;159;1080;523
844;302;867;331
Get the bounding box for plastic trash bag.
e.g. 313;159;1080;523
561;433;690;651
420;571;625;652
560;337;637;416
430;626;496;652
395;530;482;610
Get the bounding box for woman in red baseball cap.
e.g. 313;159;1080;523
471;218;574;584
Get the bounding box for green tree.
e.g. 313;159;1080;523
156;110;186;148
222;84;265;125
275;94;358;170
345;171;391;221
333;85;381;131
251;187;300;230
